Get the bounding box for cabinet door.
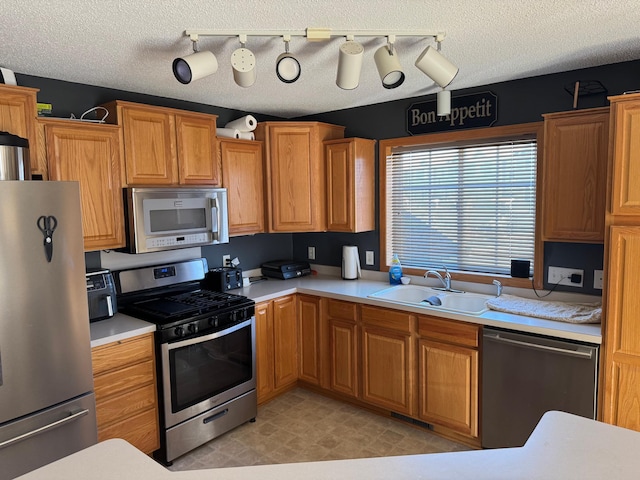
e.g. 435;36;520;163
45;122;125;251
542;108;609;242
361;324;413;414
298;295;322;385
326;138;375;233
0;85;41;175
220;139;265;235
418;339;478;437
273;295;298;389
255;301;275;403
120;106;177;185
329;318;359;398
603;226;640;430
176;113;220;185
610;97;640;215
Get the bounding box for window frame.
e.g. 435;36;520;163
379;122;545;289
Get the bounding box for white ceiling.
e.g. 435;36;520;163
3;1;640;119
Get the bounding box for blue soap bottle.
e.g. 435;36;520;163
389;254;403;285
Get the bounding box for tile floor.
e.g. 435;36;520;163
167;387;471;472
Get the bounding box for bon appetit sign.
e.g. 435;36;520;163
406;91;498;135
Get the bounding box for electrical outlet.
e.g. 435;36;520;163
366;251;375;265
308;246;316;260
222;254;231;267
548;266;584;288
593;269;604;290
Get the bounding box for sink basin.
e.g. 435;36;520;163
368;285;491;315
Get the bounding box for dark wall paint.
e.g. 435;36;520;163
20;60;640;294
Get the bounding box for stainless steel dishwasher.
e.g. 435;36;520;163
481;327;598;448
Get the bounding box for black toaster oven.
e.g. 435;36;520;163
86;269;117;322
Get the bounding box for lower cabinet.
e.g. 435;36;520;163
418;316;480;437
298;295;323;386
91;333;159;454
255;295;298;404
327;299;359;398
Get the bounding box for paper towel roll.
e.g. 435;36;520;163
216;128;241;139
238;131;255;141
225;115;257;132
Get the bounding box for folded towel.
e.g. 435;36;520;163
486;294;601;324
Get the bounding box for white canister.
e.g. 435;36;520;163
342;245;361;280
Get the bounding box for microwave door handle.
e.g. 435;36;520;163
210;197;219;237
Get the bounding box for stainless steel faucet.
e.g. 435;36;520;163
424;266;462;292
492;279;503;297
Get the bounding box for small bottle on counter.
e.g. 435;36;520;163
389;254;403;285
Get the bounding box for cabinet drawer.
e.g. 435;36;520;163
95;383;157;427
93;359;155;402
418;316;479;348
97;407;159;454
327;299;357;321
361;305;413;333
91;334;154;375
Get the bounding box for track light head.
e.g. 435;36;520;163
231;46;256;87
374;43;405;89
336;39;364;90
437;89;451;116
415;44;458;88
173;49;218;84
276;38;301;83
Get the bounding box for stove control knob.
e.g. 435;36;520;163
230;311;237;322
238;309;246;320
188;323;199;334
209;316;219;328
174;326;185;338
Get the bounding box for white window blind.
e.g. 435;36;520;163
386;138;537;275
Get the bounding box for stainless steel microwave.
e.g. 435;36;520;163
123;187;229;253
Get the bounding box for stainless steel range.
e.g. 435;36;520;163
114;258;256;465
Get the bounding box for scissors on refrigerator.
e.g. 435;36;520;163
37;215;58;262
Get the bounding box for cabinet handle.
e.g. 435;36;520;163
0;409;89;450
484;332;594;359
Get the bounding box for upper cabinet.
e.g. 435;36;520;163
0;85;43;176
41;119;125;251
325;137;376;233
101;100;220;186
219;138;265;236
609;94;640;215
541;107;609;242
255;122;344;232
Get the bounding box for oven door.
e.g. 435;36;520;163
160;317;256;428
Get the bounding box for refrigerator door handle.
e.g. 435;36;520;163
484;332;594;359
0;409;89;450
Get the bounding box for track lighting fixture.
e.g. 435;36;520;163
172;36;218;84
336;36;364;90
374;36;405;89
231;35;256;88
175;29;456;92
276;35;301;83
437;89;451;116
415;40;458;88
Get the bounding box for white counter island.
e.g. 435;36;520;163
17;411;640;479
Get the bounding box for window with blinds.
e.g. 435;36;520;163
386;138;537;276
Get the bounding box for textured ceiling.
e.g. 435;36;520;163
3;1;640;118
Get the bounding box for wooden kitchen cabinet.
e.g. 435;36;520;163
101;100;219;186
360;305;415;415
541;107;609;242
327;299;359;398
417;316;480;437
91;333;159;455
255;295;298;404
219;138;265;236
609;94;640;215
41;119;125;251
297;295;323;386
325;137;376;232
255;122;344;232
0;84;43;176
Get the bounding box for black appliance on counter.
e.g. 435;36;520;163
203;266;243;291
261;259;311;280
86;269;117;322
114;258;256;465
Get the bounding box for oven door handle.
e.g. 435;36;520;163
163;317;254;350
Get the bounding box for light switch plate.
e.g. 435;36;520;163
308;246;316;260
365;251;375;265
593;269;604;290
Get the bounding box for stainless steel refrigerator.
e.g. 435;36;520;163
0;181;97;479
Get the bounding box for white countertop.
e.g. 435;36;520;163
18;411;640;479
89;270;601;347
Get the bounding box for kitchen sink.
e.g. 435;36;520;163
368;285;492;315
